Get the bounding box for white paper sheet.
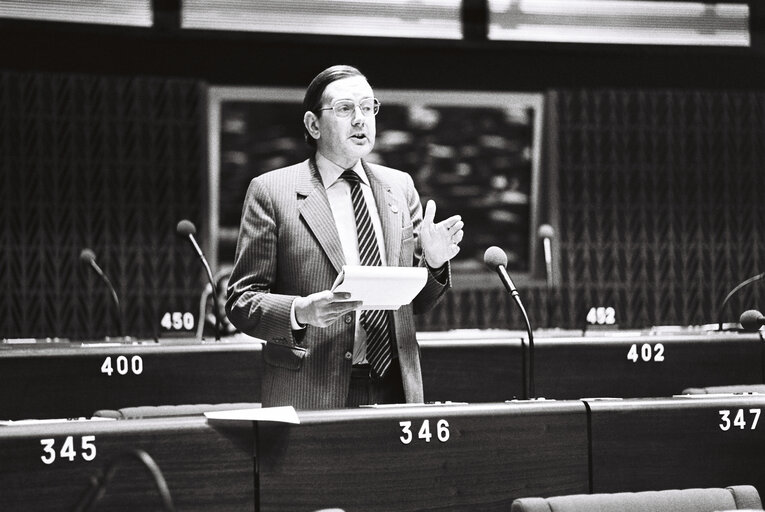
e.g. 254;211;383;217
331;265;427;310
204;406;300;424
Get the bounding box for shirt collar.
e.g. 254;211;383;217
315;152;370;190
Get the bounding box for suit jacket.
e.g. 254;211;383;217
225;158;450;409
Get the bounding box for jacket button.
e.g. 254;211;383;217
344;351;353;360
344;315;352;324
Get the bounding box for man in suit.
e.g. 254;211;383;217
226;65;464;409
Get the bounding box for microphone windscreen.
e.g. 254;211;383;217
483;246;508;270
80;248;96;264
176;219;196;236
740;309;765;331
538;224;555;239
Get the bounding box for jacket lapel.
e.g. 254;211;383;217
363;160;402;267
297;159;345;273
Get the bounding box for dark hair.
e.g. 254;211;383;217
302;65;366;148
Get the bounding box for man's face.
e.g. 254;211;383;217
313;76;376;167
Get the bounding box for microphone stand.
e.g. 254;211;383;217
517;294;535;400
717;272;765;331
81;250;123;338
90;262;122;337
176;220;221;342
496;265;535;399
186;234;221;341
543;237;554;328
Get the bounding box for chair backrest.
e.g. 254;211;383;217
682;385;765;395
511;486;762;512
93;402;260;419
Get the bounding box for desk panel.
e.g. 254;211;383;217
532;333;763;399
255;401;589;512
0;417;254;511
0;339;262;419
419;338;524;402
3;331;761;420
588;395;765;496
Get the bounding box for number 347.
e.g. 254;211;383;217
719;409;761;431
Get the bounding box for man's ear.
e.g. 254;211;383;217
303;111;320;142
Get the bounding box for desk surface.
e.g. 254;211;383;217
419;338;525;401
3;395;765;511
533;333;764;399
254;400;590;512
1;331;762;420
588;395;765;496
254;395;765;510
0;337;263;420
421;332;764;402
0;416;254;512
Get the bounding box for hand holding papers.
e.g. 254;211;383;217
331;265;427;310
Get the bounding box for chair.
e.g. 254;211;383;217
682;385;765;395
93;402;260;419
511;486;762;512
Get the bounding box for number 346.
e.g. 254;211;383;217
399;419;450;444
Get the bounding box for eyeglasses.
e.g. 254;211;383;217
319;98;380;118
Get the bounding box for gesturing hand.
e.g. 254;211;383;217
293;291;363;328
420;200;464;269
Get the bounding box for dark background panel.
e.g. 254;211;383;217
1;9;765;335
0;70;207;339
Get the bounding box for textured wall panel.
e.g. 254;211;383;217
418;89;765;331
0;71;207;339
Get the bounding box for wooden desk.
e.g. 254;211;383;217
532;333;764;399
0;416;254;511
254;401;589;512
0;337;262;420
6;394;765;511
419;331;763;401
2;331;762;420
588;395;765;496
419;338;524;402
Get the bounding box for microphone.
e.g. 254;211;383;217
484;246;535;399
80;248;123;337
717;272;765;331
176;219;220;341
484;246;519;297
740;310;765;332
537;224;555;290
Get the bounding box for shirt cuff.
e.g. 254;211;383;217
290;300;306;330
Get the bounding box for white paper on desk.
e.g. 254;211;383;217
204;406;300;424
331;265;427;310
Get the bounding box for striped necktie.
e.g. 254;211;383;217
340;169;393;378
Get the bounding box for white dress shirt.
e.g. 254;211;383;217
291;152;387;364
